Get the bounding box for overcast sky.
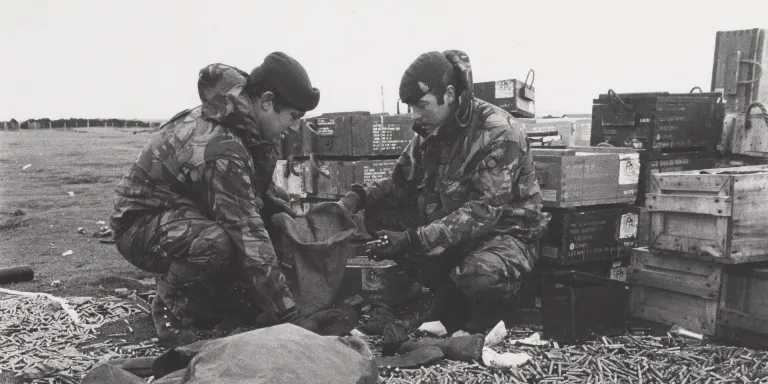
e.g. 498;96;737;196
1;0;767;121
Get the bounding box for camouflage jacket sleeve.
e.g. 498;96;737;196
417;137;550;251
192;158;296;317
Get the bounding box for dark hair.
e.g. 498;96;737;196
245;78;294;112
427;70;456;106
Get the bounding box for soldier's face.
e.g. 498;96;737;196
254;92;304;143
410;89;454;135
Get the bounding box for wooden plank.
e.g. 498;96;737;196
631;248;722;275
645;194;732;216
718;308;768;335
654;164;768;175
652;233;726;258
650;173;732;194
629;286;717;335
730;195;768;259
720;266;768;330
626;267;719;300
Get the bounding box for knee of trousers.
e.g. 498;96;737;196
449;253;522;301
182;224;236;271
115;216;169;274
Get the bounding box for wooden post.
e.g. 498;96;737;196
49;121;52;129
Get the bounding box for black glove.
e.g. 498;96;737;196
338;186;366;214
370;230;422;261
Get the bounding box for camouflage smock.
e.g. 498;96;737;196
110;64;296;317
362;98;551;253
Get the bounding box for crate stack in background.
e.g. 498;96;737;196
473;69;536;118
523;146;642;309
589;90;726;250
628;165;768;344
274;111;412;214
273;110;419;307
712;28;768;168
474;75;642;311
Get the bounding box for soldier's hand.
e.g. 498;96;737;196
264;189;298;218
370;230;421;260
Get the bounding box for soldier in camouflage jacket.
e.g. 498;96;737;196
340;51;551;332
110;53;320;346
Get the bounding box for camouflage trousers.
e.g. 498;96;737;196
115;205;284;328
364;206;538;303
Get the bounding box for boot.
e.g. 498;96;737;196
151;296;201;348
398;334;485;362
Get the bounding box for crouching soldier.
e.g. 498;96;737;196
110;52;320;347
338;51;551;333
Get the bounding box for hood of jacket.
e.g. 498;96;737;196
197;63;263;140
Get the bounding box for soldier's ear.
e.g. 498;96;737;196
444;86;456;105
259;91;275;112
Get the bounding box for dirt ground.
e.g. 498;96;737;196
0;128;155;297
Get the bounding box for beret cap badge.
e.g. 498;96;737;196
417;81;430;93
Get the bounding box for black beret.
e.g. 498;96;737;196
399;51;454;105
248;52;320;112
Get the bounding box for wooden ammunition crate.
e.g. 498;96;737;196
516;117;591;148
711;28;768;114
474;77;535;118
337;256;422;307
717;264;768;347
541;205;639;265
628;247;722;336
722;110;768;159
299;112;413;157
533;147;640;208
646;164;768;263
273;158;397;199
542;271;628;341
719;266;768;335
636;149;719;204
591;91;724;150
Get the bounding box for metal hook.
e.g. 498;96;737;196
607;89;630;111
524;69;535;88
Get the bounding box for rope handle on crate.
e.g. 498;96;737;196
308;153;331;179
738;59;763;85
524;69;535;88
286;155;302;177
745;102;768;130
690;86;703;93
303;120;320;136
607;89;630;111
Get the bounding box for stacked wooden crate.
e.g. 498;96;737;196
274;111;412;209
712;28;768;167
273;110;418;306
516;146;643;311
628;165;768;340
589;90;727;250
474;71;536;118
